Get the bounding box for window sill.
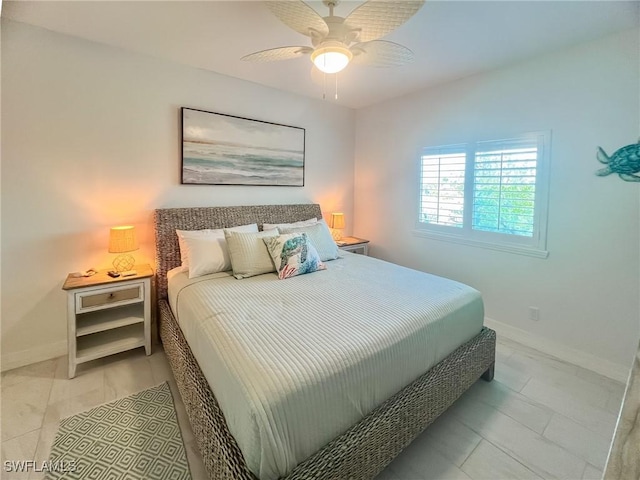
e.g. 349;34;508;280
412;229;549;259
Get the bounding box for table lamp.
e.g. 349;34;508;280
330;212;345;241
109;226;138;275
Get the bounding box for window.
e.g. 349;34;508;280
419;145;466;228
416;132;550;258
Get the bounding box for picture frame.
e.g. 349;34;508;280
181;107;305;186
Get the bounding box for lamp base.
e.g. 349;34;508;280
113;254;135;272
330;228;343;242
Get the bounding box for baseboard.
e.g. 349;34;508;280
484;317;630;383
1;341;67;372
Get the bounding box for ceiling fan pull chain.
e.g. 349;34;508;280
323;71;327;100
335;72;339;100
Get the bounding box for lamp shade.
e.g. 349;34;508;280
331;213;345;230
311;42;353;74
108;226;138;253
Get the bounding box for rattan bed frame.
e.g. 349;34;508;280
154;203;496;480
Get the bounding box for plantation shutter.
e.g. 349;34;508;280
472;137;539;237
419;145;466;228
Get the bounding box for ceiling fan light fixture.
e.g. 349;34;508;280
311;42;353;74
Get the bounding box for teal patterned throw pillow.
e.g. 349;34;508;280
263;233;326;280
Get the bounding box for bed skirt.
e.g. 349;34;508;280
159;299;496;480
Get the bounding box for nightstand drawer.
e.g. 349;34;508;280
76;283;144;313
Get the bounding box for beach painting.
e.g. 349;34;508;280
182;108;305;186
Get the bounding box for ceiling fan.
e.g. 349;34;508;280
242;0;425;75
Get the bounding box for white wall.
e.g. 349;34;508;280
1;19;355;369
354;29;640;373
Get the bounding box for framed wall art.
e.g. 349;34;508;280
181;107;305;186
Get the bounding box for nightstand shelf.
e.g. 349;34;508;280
337;236;370;256
63;264;153;378
76;324;146;364
76;304;144;337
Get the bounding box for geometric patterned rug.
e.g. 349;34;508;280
45;382;192;480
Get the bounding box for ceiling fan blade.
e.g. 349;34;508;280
350;40;415;67
265;1;329;39
242;46;313;63
345;1;425;43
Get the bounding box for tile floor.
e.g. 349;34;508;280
1;337;625;480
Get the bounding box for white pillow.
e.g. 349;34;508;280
262;218;318;231
224;230;279;279
176;223;258;272
279;220;339;262
183;235;230;279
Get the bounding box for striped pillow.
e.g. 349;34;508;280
176;223;258;270
224;230;278;279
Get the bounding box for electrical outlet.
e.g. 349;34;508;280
529;307;540;321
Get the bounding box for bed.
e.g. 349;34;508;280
154;204;496;480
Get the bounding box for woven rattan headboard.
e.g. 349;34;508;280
154;203;322;299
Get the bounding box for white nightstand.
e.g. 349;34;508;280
337;237;370;256
62;265;153;378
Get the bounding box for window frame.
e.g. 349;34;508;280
414;131;551;258
418;143;467;230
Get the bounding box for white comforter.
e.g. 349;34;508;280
168;253;484;480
